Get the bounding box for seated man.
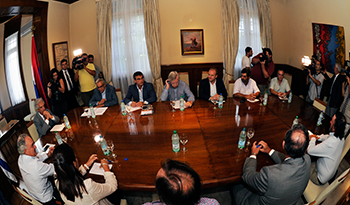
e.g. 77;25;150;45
233;68;260;100
233;124;311;205
199;67;227;101
123;71;157;107
270;69;291;98
307;112;346;185
33;98;60;137
161;71;195;108
143;159;219;205
89;78;119;107
17;133;58;205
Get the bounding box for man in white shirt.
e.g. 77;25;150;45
270;69;291;98
306;60;324;104
17;133;58;205
33;98;60;137
242;47;253;70
233;68;260;100
307;112;346;185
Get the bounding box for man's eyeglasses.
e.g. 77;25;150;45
97;84;106;89
136;77;144;81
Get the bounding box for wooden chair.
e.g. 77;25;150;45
27;121;39;143
313;98;326;112
24;99;36;122
12;185;42;205
178;72;190;87
228;80;235;98
0;116;7;130
284;73;292;91
304;168;350;205
116;88;122;105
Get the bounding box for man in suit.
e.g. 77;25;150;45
123;71;157;107
322;63;345;117
59;59;78;111
233;124;311;205
33;98;60;138
89;78;118;107
199;67;228;101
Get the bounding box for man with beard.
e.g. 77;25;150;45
233;68;260;100
242;47;253;70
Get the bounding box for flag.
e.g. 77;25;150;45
0;151;17;183
31;36;49;107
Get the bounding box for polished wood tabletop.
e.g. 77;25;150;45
39;95;331;191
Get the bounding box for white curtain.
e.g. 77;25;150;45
5;32;25;106
256;0;273;49
234;0;262;80
111;0;152;98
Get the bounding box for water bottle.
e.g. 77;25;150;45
180;96;185;111
90;104;96;119
63;114;71;129
292;116;299;127
55;131;63;145
218;93;224;109
100;135;111;156
120;100;127;116
238;128;246;149
288;90;292;103
172;130;180;152
263;91;268;106
317;111;324;126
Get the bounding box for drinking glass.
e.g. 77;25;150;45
213;100;217;110
170;101;176;112
246;128;255;146
180;133;188;152
107;140;117;159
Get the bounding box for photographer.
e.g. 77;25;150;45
251;48;275;93
306;60;324;104
74;54;96;106
47;68;67;118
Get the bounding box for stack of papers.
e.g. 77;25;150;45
81;107;108;117
171;100;181;109
125;105;142;113
247;99;259;103
50;123;65;132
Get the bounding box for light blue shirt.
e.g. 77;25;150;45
96;89;107;106
161;80;195;102
270;77;290;93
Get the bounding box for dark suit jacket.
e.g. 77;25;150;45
324;73;344;108
123;82;157;104
59;68;78;94
236;151;311;205
199;78;228;100
33;110;60;137
89;84;119;107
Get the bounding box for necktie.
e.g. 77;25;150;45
64;70;73;91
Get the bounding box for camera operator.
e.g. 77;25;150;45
74;54;96;106
251;48;275;93
322;63;345;118
306;60;324;104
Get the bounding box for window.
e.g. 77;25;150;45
4;31;25;106
234;0;262;80
111;0;152;98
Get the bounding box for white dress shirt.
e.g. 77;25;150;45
242;55;251;69
18;154;55;203
210;80;217;98
233;78;260;96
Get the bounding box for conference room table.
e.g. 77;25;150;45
38;95;331;191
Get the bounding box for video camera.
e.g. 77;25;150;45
72;56;86;70
259;53;268;62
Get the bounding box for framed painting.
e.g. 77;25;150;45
181;29;204;55
52;41;69;69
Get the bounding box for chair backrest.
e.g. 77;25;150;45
313;98;326;112
29;99;36;114
340;133;350;162
284;73;292;91
0;117;7;130
201;71;208;80
27;121;39;143
228;80;235;98
178;72;190;87
12;185;42;205
116;88;122;105
311;168;350;205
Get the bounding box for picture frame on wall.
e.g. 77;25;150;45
181;29;204;55
52;41;69;69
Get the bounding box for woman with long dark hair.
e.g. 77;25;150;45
47;68;67;117
52;144;119;205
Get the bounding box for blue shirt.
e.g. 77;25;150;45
160;80;195;102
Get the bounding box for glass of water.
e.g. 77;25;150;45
180;133;188;152
246;128;255;146
107;140;117;159
170;101;176;112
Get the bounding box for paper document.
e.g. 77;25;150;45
247;99;259;103
89;163;113;176
50;124;65;132
81;107;108;117
211;100;225;104
125;105;142;113
171;100;182;109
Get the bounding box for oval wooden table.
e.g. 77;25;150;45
39;95;330;191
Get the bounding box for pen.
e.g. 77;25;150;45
257;144;263;148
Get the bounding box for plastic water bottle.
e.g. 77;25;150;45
238;128;246;149
172;130;180;152
120;100;127;116
288;90;292;103
99;135;111;156
263;91;268;106
55;131;63;145
63;114;71;129
90;104;96;119
218;93;224;109
317;111;324;126
180;96;185;111
292;116;299;127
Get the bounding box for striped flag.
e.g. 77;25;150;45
0;151;17;183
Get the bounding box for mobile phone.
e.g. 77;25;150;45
43;145;49;152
